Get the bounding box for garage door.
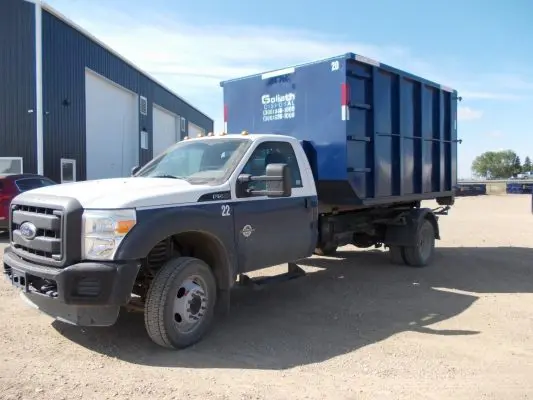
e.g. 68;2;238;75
188;121;205;138
153;105;179;157
85;69;139;180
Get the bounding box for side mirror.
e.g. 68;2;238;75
265;163;292;197
237;163;292;198
131;165;140;176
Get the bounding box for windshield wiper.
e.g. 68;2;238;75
152;174;184;180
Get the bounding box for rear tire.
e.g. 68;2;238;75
402;219;436;267
388;245;406;264
144;256;217;349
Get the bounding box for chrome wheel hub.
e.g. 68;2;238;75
172;276;208;333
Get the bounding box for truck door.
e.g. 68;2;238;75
232;140;317;272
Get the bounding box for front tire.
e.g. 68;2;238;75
144;256;217;349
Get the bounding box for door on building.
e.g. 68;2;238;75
85;69;139;180
152;105;179;158
188;121;205;138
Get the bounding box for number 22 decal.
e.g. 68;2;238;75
221;204;231;216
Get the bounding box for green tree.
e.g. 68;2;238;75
471;150;519;179
523;156;532;173
513;155;522;176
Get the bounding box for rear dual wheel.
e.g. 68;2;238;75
388;218;436;267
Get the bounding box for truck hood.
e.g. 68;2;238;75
14;177;219;209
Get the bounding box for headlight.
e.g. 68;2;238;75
82;209;136;260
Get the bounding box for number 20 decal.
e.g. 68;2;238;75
331;60;340;71
221;204;231;216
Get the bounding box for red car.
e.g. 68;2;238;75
0;174;57;231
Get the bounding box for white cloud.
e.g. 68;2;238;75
42;0;531;132
42;1;458;131
487;130;503;138
458;106;483;121
460;91;524;101
78;22;429;93
454;72;533;101
478;73;533;91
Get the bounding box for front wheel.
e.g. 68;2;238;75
144;256;217;349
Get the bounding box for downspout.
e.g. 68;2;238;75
35;0;44;175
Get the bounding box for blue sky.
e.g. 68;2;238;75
46;0;533;178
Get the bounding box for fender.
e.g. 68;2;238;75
114;202;238;289
384;207;440;247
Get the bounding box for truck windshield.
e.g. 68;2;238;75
134;137;251;184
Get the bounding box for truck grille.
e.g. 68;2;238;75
11;205;63;260
9;195;83;268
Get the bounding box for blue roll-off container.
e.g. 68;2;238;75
220;53;459;208
506;182;533;194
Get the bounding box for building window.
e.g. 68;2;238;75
180;117;186;133
60;159;76;183
0;157;23;175
140;96;148;116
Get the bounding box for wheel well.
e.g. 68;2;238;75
423;212;440;240
133;231;232;300
383;208;440;247
172;231;232;290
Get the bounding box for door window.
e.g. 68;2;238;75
239;141;302;195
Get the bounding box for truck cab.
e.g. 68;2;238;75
3;132;318;349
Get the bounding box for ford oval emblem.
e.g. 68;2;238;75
20;221;37;240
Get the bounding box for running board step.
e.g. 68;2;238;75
237;263;306;290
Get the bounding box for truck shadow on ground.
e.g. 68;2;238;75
53;246;533;370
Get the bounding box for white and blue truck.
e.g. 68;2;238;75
3;53;459;349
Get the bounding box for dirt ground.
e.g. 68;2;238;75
1;194;533;400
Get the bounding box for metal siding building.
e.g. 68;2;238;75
0;0;214;183
0;0;37;176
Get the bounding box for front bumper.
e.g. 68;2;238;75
2;246;140;326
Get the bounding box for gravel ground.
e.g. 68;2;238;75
1;194;533;400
